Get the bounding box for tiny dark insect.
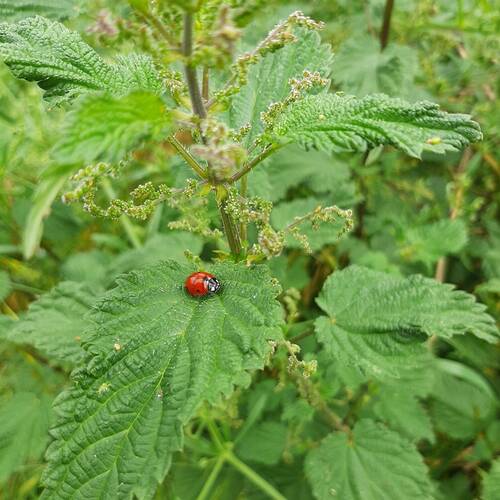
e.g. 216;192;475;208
185;272;221;297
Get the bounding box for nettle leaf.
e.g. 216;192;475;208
53;92;171;164
6;282;95;365
229;28;333;146
0;16;163;101
305;419;434;500
482;458;500;500
0;392;52;483
0;0;80;21
270;93;482;159
333;34;419;97
315;266;498;377
42;261;283;499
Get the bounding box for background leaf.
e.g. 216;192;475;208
403;219;468;266
332;34;419;97
0;270;11;301
0;0;81;21
22;174;69;260
236;421;288;465
0;392;52;484
429;359;497;439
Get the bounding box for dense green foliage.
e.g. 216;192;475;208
0;1;498;499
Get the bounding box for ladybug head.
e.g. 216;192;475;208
206;276;220;294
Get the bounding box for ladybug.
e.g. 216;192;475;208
185;271;221;297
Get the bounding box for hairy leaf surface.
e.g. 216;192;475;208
315;266;498;377
270;93;482;158
53;92;171;164
229;28;333;146
41;261;283;499
6;282;94;365
0;0;80;21
305;419;434;500
0;16;162;100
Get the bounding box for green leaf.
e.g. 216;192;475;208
0;270;11;301
270;93;482;159
305;419;434;500
403;219;468;265
482;458;500;500
371;390;434;443
236;421;288;465
6;282;95;365
429;359;496;439
315;266;498;377
229;28;333;146
41;261;283;499
333;35;419;97
53;91;171;164
0;16;163;101
0;392;52;483
22;174;69;260
0;0;80;21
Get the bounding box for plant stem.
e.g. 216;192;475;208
101;179;141;249
289;329;313;344
206;420;225;451
180;13;242;256
183;13;206;119
195;454;225;500
380;0;395;50
168;136;207;179
230;144;278;183
202;67;209;101
225;451;286;500
239;176;248;244
219;204;242;256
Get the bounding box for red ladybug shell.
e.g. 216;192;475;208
185;272;221;297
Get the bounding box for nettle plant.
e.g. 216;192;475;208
0;2;498;499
